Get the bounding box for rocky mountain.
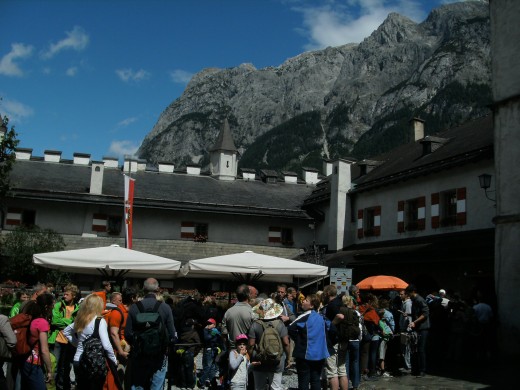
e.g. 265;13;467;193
138;1;491;173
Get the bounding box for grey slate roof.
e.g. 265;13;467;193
209;118;237;152
302;115;493;205
353;115;493;192
9;160;313;219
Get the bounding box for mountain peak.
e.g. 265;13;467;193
138;2;491;173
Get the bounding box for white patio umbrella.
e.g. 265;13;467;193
181;250;328;283
33;244;181;279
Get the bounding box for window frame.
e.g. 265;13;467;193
440;189;457;227
405;198;420;231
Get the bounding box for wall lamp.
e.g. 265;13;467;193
478;173;496;203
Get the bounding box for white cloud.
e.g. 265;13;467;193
115;68;151;83
116;117;138;128
59;133;78;142
169;69;193;84
109;140;140;157
295;0;427;50
1;98;34;123
42;26;89;59
0;43;34;77
66;66;78;76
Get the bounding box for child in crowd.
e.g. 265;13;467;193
199;318;222;389
228;334;251;390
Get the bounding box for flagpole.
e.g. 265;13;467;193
123;158;135;249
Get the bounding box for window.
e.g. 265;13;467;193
281;228;293;246
364;208;376;236
440;190;457;227
194;223;208;242
5;207;35;227
404;196;425;231
181;221;208;242
107;215;123;235
359;206;381;237
405;198;419;231
21;210;36;227
269;226;294;245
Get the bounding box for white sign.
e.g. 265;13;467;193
330;268;353;295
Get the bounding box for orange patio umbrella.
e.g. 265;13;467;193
356;275;408;291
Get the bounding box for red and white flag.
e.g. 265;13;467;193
124;174;135;249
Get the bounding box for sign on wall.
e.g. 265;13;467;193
330;268;353;295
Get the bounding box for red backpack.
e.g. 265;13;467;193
9;313;34;357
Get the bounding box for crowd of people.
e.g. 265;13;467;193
0;279;495;390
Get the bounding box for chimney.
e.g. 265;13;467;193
73;152;91;165
158;161;175;173
44;150;62;163
240;168;256;181
410;118;425;142
302;167;319;185
137;158;147;172
282;171;298;184
323;159;333;176
90;161;104;195
357;159;382;176
260;169;279;184
15;147;33;160
186;164;201;175
123;155;138;173
102;156;119;169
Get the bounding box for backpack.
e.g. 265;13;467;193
378;319;393;341
255;320;283;367
9;313;34;357
103;306;124;349
337;307;360;347
79;318;108;379
133;301;168;357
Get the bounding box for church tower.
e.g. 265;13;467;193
209;119;238;181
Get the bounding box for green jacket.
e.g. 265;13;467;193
48;300;80;344
9;302;21;318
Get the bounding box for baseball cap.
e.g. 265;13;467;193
235;333;248;343
207;318;216;325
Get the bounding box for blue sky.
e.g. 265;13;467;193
1;0;461;162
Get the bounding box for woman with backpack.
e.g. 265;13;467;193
19;292;55;390
63;293;117;390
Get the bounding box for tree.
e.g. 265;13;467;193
0;226;68;285
0;114;19;227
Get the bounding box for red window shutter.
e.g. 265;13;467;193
374;206;381;236
456;187;467;225
181;221;195;239
269;226;281;243
357;209;364;239
417;196;426;230
92;213;107;232
6;207;23;226
397;201;405;233
431;193;440;229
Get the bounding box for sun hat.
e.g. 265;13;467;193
252;298;283;320
235;333;248;344
207;318;216;325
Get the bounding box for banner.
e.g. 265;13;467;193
330;268;353;295
124;174;135;249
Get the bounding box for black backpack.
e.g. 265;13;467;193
337;307;360;348
133;301;168;357
79;318;108;379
